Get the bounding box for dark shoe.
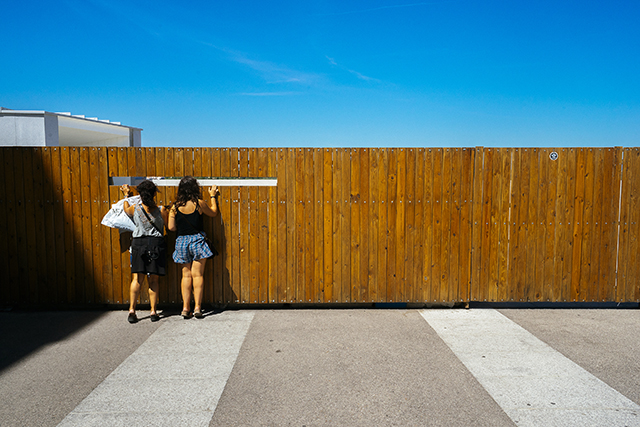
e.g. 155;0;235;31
181;310;192;319
127;312;138;324
194;309;204;319
150;313;160;322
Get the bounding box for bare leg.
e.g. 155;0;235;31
148;274;159;315
191;258;207;313
129;273;141;314
181;263;193;313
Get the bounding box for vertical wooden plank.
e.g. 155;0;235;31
41;148;59;303
413;148;425;302
532;149;546;302
80;147;96;303
332;149;343;303
623;148;640;301
31;149;48;304
248;148;259;303
588;149;604;301
570;148;587;301
395;148;407;302
89;148;104;303
441;148;453;302
377;149;389;302
69;148;86;304
313;148;324;303
239;148;250;303
303;148;314;303
543;148;559;302
4;149;21;304
220;148;236;303
258;148;270;304
276;148;288;302
525;148;540;301
59;148;76;304
506;149;520;302
368;149;380;302
19;149;37;304
129;147;140;179
578;149;596;301
552;148;568;302
285;148;296;302
97;149;113;304
294;148;305;302
488;148;502;302
595;149;612;301
106;150;120;304
232;148;245;305
351;148;361;303
515;149;530;302
0;149;8;304
51;148;69;304
359;148;370;302
470;147;484;301
323;148;333;302
431;149;443;301
478;148;493;302
459;148;474;303
449;148;461;302
193;148;203;178
561;149;577;301
617;148;630;301
268;148;279;303
605;147;624;301
386;148;398;302
183;148;193;177
174;147;185;180
404;148;416;302
498;149;512;302
340;149;352;303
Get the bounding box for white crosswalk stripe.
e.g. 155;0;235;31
57;311;254;427
421;309;640;427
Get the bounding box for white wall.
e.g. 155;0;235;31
0;111;140;147
0;115;54;146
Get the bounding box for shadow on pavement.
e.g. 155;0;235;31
0;310;106;373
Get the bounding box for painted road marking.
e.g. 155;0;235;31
420;309;640;427
57;311;254;427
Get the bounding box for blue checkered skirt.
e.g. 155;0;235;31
172;233;214;264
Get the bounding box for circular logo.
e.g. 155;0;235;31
549;151;559;161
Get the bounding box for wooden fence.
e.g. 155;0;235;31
0;146;638;307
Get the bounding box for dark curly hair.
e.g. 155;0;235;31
174;176;201;208
136;179;158;209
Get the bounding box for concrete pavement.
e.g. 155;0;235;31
0;308;639;426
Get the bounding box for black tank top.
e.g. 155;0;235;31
175;209;204;237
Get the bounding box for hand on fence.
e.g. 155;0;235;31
209;186;220;198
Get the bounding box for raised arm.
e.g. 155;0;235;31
120;185;135;217
199;185;220;217
167;205;177;231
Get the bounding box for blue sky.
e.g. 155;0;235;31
2;1;639;147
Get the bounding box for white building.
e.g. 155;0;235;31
0;108;142;147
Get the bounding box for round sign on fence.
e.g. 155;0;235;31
549;151;559;161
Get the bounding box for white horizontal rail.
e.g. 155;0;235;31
150;178;277;187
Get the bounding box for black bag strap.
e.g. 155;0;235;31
140;205;164;236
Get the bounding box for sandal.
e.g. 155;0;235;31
127;312;138;324
181;310;192;319
150;312;160;322
194;309;204;319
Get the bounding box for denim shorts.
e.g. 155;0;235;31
172;234;213;264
